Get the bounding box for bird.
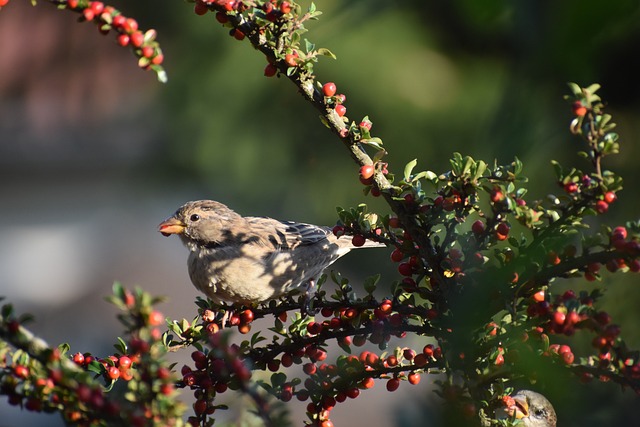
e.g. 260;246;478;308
496;389;557;427
157;200;385;306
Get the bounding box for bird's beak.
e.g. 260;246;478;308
512;395;529;420
158;217;186;236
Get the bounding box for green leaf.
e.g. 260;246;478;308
404;159;418;182
316;48;336;59
363;274;381;295
567;82;582;97
361;137;384;150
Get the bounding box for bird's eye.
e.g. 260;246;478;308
190;214;200;222
533;408;545;418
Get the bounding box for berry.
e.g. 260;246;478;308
323;82;337;97
279;1;291;14
351;235;366;247
130;31;144;48
595;200;609;214
564;182;578;193
148;310;164;326
72;352;85;365
89;1;104;15
83;8;95;21
604;191;617;204
264;63;277;77
335;104;346;117
572;101;587;117
117;34;130;47
123;18;138;34
407;372;421;385
390;248;404;262
471;220;485;235
496;222;510;236
532;290;545;302
194;0;209;15
106;366;120;380
14;365;29;379
284;53;297;67
359;164;374;180
360;377;375;389
612;226;627;240
141;46;154;58
118;356;132;370
232;29;245;40
386;378;400;392
490;188;504;203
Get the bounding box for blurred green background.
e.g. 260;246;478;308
1;0;640;425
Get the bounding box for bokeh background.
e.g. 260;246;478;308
1;0;640;425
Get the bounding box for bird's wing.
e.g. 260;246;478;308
246;217;331;250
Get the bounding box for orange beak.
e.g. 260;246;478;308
512;395;529;420
158;217;186;236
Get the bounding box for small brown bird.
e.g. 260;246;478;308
158;200;385;305
497;390;557;427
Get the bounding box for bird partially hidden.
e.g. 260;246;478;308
496;389;557;427
158;200;386;307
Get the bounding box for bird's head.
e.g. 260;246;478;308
499;390;557;427
158;200;242;247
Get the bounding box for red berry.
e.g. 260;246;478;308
67;0;79;8
107;366;120;380
264;63;277;77
118;356;132;370
141;46;154;58
532;290;545;302
232;29;245;40
148;310;164;326
123;18;138;34
398;262;413;276
89;1;104;15
553;311;566;325
496;222;510;236
194;0;209;15
595;200;609;214
390;248;404;263
323;82;337;97
572;101;587;117
284;53;297;67
386;378;400;392
360;377;375;389
407;372;421;385
359;164;374;180
151;53;164;65
14;365;29;379
564;182;578;194
303;363;317;375
130;31;144;48
112;14;125;28
351;235;366;247
471;220;485;235
335;104;346;117
73;352;85;365
604;191;617;204
279;1;291;14
562;351;575;364
83;8;95;21
612;226;627;240
117;34;130;47
490;188;504;203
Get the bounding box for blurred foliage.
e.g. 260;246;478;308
78;0;640;425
